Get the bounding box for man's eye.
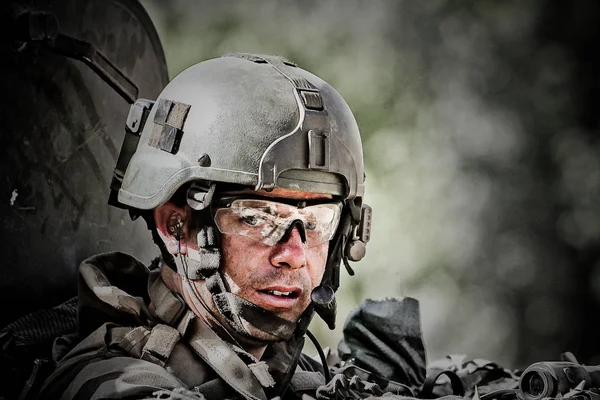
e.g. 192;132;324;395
241;216;258;226
306;221;317;231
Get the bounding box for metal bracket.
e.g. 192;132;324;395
109;99;154;208
357;203;372;243
299;89;323;110
187;182;216;211
50;34;139;104
126;99;154;135
345;203;372;262
308;129;330;170
9;6;139;104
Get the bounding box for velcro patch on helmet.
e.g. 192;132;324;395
149;98;191;154
300;90;324;110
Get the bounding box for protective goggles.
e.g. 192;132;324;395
213;198;342;247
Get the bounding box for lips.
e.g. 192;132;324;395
254;286;302;309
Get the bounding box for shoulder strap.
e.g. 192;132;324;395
141;324;180;366
117;323;181;368
184;315;268;400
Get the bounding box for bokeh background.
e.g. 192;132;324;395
139;0;600;370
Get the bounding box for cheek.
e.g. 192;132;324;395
307;243;329;285
220;234;244;279
220;234;265;282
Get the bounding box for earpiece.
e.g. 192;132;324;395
168;214;184;240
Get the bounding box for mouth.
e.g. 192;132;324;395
255;286;302;309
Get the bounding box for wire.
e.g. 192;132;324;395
306;329;332;382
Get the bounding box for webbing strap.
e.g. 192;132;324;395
141;324;180;367
254;55;317;92
148;272;186;325
186;317;268;400
224;53;323;111
118;326;151;358
420;369;465;398
211;290;296;341
248;361;276;388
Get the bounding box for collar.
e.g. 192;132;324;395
148;260;307;396
147;269;187;325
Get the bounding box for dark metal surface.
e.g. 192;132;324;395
0;0;169;327
52;33;140;104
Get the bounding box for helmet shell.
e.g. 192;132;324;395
118;54;365;210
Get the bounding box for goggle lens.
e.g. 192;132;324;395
214;199;342;247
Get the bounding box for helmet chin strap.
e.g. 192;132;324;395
173;224;299;343
206;273;297;342
172;225;221;279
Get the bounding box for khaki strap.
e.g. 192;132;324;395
175;309;196;336
248;361;276;388
186;317;268;400
118;326;151;358
141;324;180;367
148;271;186;324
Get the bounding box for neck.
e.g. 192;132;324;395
160;266;268;359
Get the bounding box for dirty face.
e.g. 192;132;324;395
218;188;333;337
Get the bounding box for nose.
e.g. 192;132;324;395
270;226;306;269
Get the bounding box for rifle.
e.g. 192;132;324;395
481;353;600;400
517;362;600;400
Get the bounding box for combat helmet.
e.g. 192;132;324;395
110;53;372;341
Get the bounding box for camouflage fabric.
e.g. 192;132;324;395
337;297;427;393
31;253;533;400
0;297;78;400
148;387;208;399
425;354;520;399
38;252;327;400
334;298;522;400
34;253;445;400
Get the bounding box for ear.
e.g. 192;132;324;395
154;202;189;255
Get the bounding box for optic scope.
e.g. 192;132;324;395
519;362;600;400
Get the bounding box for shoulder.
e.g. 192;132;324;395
77;252;154;336
78;252;150;285
39;356;184;400
39;323;185;400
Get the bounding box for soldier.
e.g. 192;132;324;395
38;53;374;399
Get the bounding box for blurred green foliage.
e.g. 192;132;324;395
141;0;600;369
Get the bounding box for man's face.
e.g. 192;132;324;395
219;189;331;324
